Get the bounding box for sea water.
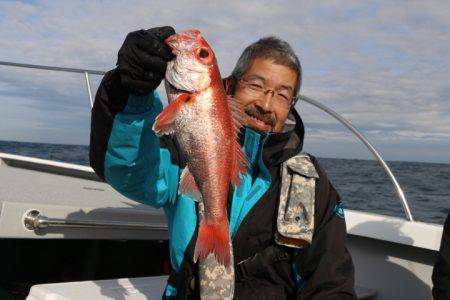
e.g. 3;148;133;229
1;140;448;225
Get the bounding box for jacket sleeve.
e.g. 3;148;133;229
294;155;356;300
89;69;180;208
432;214;450;300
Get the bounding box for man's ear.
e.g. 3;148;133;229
222;75;233;95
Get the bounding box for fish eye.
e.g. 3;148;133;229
199;48;209;58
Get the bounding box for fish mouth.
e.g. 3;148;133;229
165;29;201;50
164;79;194;103
244;108;275;132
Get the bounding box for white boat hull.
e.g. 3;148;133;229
0;153;443;299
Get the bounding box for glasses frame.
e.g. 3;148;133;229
235;76;299;108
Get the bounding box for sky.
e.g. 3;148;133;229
0;0;449;163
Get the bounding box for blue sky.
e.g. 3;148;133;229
0;0;449;163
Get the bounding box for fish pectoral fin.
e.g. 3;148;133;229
230;139;250;188
227;96;246;133
179;166;202;201
227;96;251;187
152;93;191;136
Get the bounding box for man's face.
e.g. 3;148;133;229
233;57;297;133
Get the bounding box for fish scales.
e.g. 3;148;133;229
176;89;232;222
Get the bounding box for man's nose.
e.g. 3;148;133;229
257;91;275;112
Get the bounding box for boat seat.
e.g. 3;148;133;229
355;285;377;299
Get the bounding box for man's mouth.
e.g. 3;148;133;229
244;108;275;132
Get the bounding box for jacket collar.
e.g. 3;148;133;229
240;108;305;169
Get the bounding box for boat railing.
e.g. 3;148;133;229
0;60;104;108
0;60;414;221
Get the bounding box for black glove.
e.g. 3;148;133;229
117;26;175;95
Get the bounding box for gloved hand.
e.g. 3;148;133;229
117;26;175;95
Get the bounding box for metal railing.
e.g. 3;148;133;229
0;60;414;221
0;60;106;108
24;210;168;231
300;96;413;221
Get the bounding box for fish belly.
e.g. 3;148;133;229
175;93;233;266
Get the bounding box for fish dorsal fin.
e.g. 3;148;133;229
179;166;202;201
231;139;250;188
227;96;250;187
223;75;233;95
152;93;191;136
227;96;246;134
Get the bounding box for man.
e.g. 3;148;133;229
90;26;356;299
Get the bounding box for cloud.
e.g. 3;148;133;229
0;0;449;162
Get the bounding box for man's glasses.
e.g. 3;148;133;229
237;77;298;108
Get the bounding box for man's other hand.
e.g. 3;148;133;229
117;26;175;95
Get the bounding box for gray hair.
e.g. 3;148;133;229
230;36;302;99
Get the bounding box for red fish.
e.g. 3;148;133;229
152;30;249;266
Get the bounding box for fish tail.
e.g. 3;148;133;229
194;221;231;267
